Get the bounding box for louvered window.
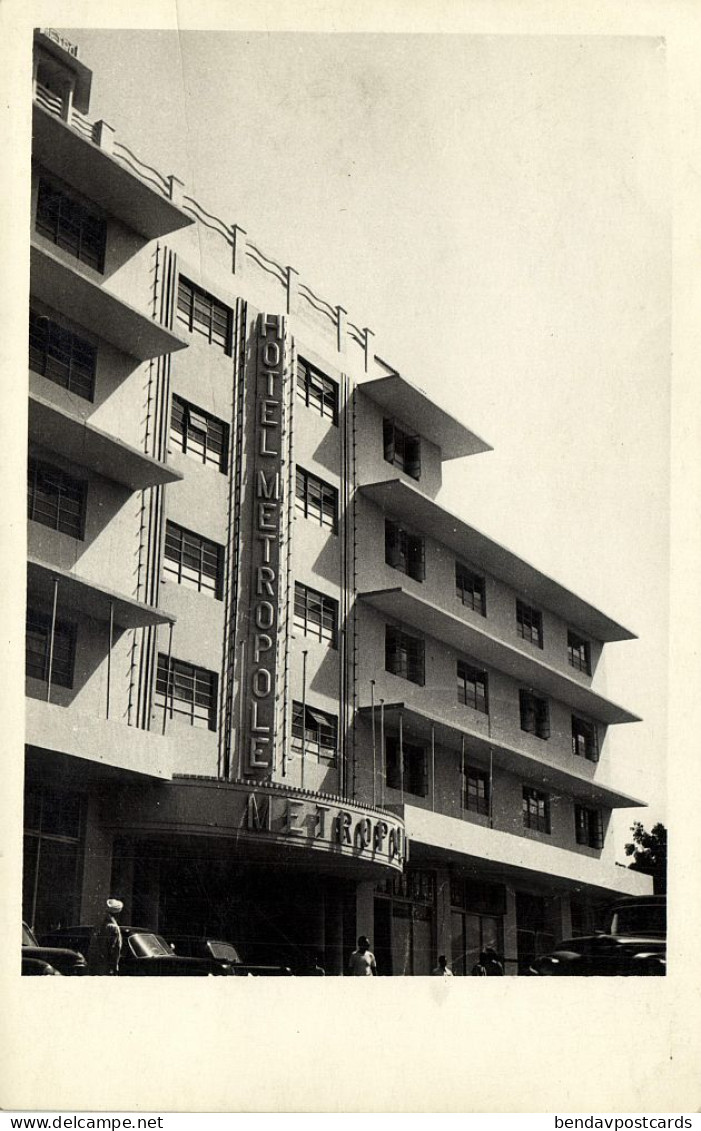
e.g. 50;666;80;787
464;768;490;815
385;625;425;686
176;277;232;352
523;787;551;834
296;359;338;423
26;608;76;688
291;701;337;760
155;654;218;730
575;805;604;848
295;467;338;531
568;630;591;674
383;419;421;480
29;309;97;401
385;520;425;582
36;178;106;272
456;562;486;615
457;660;488;714
170;395;229;472
163;522;223;598
27;457;86;540
385;736;428;797
572;716;599;762
519;689;550;740
516;600;543;648
293;582;338;647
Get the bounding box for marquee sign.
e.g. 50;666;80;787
245;312;285;779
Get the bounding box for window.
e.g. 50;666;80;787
170;395;229;472
456;562;486;615
568;630;591;674
385;625;425;686
155;654;218;730
35;178;106;272
296;359;338;423
291;701;337;760
385;520;425;582
176;277;232;353
523;787;551;834
519;690;550;740
516;600;543;648
27;457;86;540
383;419;421;480
464;767;490;816
293;582;338;647
385;736;427;797
457;660;488;714
29;309;97;401
26;608;76;688
572;716;599;762
163;522;223;599
575;805;604;848
295;467;338;532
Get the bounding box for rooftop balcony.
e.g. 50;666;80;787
358;584;639;726
359;478;636;644
403;805;654;898
27;558;175;631
32;97;193;240
356;701;644;810
30;241;188;362
29;390;183;491
358;363;492;462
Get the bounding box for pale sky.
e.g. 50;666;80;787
64;28;671;851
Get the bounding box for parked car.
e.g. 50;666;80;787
529;895;666;976
39;925;234;976
167;935;294;976
22;921;87;976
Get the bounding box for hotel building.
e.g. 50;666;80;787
24;28;652;975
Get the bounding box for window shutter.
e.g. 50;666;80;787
520;692;536;733
420;749;428;797
405;436;421;479
408;535;425;581
589;725;600;763
537;700;551;740
575;806;587;845
594;811;604;849
385;522;403;568
383;420;395;463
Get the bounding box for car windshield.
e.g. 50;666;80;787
128;932;174;958
208;942;241;963
22;924;38;946
609;905;666;937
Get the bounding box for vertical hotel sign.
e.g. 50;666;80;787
246;313;285;778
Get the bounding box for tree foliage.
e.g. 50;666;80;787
624;821;667;894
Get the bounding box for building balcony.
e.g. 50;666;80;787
30;241;189;362
403;805;654;898
358;365;492;461
358;583;638;726
26;698;172;780
27;557;175;631
32;100;193;240
356;701;644;810
359;478;636;644
29;390;183;491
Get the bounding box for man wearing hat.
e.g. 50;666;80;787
89;898;123;976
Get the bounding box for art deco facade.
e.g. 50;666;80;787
24;28;652;975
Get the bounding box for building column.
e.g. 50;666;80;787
551;894;572;942
324;883;344;976
79;793;114;924
503;885;519;977
434;866;451;965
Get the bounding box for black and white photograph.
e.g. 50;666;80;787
2;0;699;1116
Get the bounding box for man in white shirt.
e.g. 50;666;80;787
432;954;454;977
348;935;377;976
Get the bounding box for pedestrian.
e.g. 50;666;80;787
348;934;377;976
481;946;505;976
471;955;488;976
89;898;123;976
432;954;454;977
